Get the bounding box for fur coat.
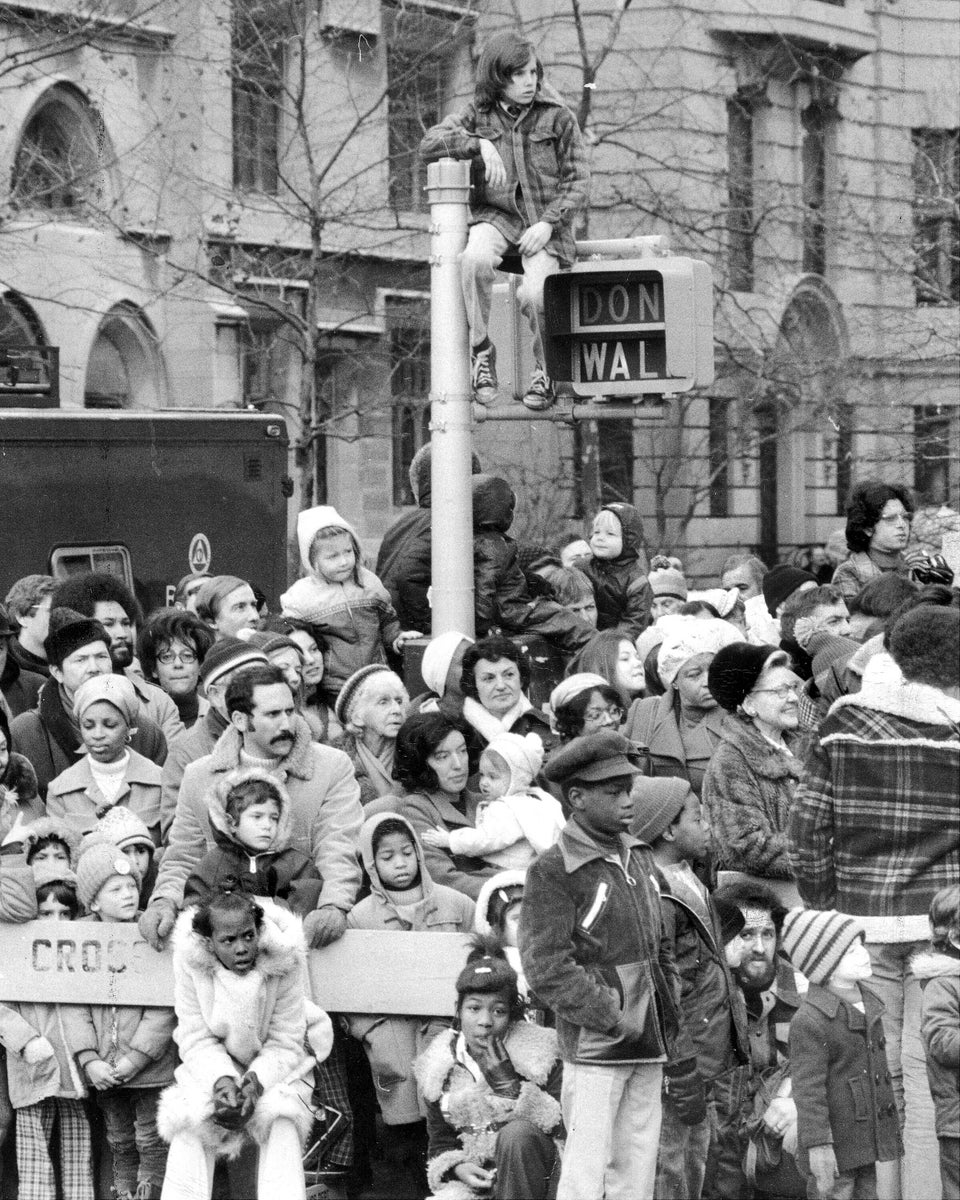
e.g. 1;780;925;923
157;900;331;1158
415;1022;562;1200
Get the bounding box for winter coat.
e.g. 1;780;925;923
280;506;403;705
580;504;653;639
160;706;229;839
519;819;681;1065
3;999;88;1107
0;654;43;718
394;789;501;901
149;715;362;915
60;993;176;1090
831;551;909;604
658;865;748;1082
419;82;589;269
446;787;564;871
158;901;320;1157
702;713;802;880
0;851;39;922
183;769;323;917
11;679;167;801
376;507;433;633
46;749;162;845
125;667;185;746
0;757;43;842
415;1023;563;1199
345;812;473;1123
472;476;593;656
913;947;960;1139
623;689;727;797
789;678;960;943
789;983;901;1174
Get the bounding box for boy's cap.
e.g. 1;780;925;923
199;637;269;687
543;730;643;784
780;907;865;985
76;840;138;908
629;776;690;844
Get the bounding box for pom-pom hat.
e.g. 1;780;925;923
483;731;544;794
95;806;154;854
649;567;688;601
781;907;865;986
76;840;138;908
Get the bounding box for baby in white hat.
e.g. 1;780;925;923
422;731;564;871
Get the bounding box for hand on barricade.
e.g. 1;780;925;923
304;906;347;947
139;899;177;950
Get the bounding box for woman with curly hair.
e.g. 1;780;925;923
832;481;915;603
137;608;216;730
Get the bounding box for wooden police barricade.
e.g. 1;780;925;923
0;922;474;1016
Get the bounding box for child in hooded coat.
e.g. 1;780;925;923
183;768;323;918
345;812;475;1132
280;505;420;707
580;502;653;639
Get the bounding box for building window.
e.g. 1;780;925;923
385;4;471;214
232;0;285;194
801;102;830;275
388;297;431;505
912;129;959;306
835;404;853;516
84;304;165;408
708;397;730;517
598;420;634;505
914;405;952;504
727;96;755;291
11;85;109;213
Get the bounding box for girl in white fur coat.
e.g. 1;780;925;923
158;893;332;1200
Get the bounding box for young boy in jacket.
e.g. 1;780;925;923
519;730;680;1200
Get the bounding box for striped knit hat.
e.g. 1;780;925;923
781;908;865;985
334;664;402;728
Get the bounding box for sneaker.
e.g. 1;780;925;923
522;365;555;410
471;342;499;406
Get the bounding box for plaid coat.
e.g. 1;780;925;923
789;677;960;943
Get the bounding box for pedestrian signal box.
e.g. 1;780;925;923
543;257;714;398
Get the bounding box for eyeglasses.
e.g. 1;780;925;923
877;511;912;526
750;684;800;700
583;705;624;724
157;648;198;665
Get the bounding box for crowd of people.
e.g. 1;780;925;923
0;469;957;1200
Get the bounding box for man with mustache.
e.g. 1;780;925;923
140;662;362;952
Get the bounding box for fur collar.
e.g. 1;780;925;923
829;675;960;728
208;714;316;780
172;897;307;978
719;714;802;780
415;1022;559;1102
911;948;960;981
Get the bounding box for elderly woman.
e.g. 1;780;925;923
832;480;915;603
701;643;803;886
333;665;408;805
622;616;740;796
137;609;215;730
549;673;625;743
392;712;499;900
567;629;646;704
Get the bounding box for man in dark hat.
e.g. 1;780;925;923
10;608;167;799
519;730;681;1200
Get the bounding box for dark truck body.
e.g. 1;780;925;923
0;410;290;614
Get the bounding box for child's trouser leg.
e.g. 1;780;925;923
99;1088;139;1195
55;1097;94;1200
516;248;559;367
256;1117;306;1200
459;223;510;347
15;1100;57;1200
161;1132;216;1200
133;1088;168;1193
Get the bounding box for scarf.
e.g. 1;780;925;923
172;689;201;728
355;738;397;797
37;682;82;759
462;694;534;744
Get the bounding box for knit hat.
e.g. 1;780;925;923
43;607;109;669
483;732;544;794
707;642;781;712
32;860;79;890
195;576;250;624
687;588;740;620
649;567;688;601
420;631;474;697
780;908;866;985
335;664;404;728
199;637;269;687
629;776;691;844
73;674;139;726
549;673;609;713
762;565;817;616
76;840;139;908
656;615;741;689
807;631;858;682
95;806;154;854
714;896;746;946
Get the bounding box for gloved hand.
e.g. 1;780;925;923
663;1058;707;1126
475;1036;522;1099
238;1072;263;1122
212;1076;245;1130
139;899;177;950
303;906;347;948
808;1144;838;1198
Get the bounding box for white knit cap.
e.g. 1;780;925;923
549;673;610;713
420;631;474;696
656;615;741;688
483;731;544;793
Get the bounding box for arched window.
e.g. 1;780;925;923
11;85;110;213
0;292;46;351
84;304;166;409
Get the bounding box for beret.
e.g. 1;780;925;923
543;729;643;784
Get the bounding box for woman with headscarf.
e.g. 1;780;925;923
621;616;741;796
332;665;409;806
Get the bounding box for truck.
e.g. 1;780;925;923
0;409;291;613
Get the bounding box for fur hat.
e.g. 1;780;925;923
21;818;80;865
43;607;109;669
649;567;688;601
781;907;865;985
482;731;544;794
707;642;781;712
199;637;269;687
334;664;402;728
630;776;691;844
95;806;154;854
76;840;138;908
73;674;139;726
420;631;474;697
761;565;817;616
656;616;741;689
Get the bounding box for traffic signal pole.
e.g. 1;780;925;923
426;159;476;638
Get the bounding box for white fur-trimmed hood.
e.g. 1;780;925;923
828;674;960;727
911;948;960;981
172;896;308;979
415;1021;559;1103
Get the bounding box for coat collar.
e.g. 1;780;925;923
718;713;802;780
208;713;316;779
415;1021;559;1102
171;896;307;978
803;981;883;1026
558;818;642;873
829;675;960;728
48;748;159;794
